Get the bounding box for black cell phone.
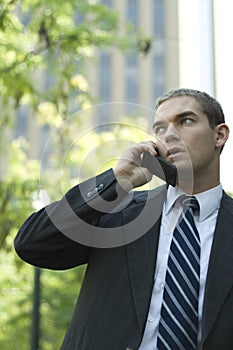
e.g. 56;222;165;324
141;151;177;187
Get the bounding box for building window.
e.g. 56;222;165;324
126;54;138;106
101;0;112;7
127;0;138;25
152;0;165;104
98;52;112;123
152;54;165;101
153;0;164;38
125;0;139;110
99;52;111;103
15;106;29;138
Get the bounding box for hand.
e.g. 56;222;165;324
113;141;158;192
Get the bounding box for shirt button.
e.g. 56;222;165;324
93;187;98;194
98;183;105;190
87;191;94;198
148;316;154;322
160;282;165;290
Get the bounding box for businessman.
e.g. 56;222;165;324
15;88;233;349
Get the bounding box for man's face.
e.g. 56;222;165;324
153;96;219;179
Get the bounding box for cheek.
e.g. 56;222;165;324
182;131;215;158
185;128;214;148
186;133;215;161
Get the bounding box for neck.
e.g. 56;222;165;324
178;180;220;194
177;168;220;195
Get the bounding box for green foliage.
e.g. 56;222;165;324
39;266;86;350
0;1;143;349
0;249;86;350
0;0;139;251
0;138;39;251
0;251;33;350
0;0;135;116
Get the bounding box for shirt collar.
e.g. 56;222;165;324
165;184;223;221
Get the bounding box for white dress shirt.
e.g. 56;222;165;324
138;184;223;350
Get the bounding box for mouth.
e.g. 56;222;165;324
166;147;184;160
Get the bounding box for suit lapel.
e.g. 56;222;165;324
123;186;166;333
202;192;233;343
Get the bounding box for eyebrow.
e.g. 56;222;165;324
152;110;198;129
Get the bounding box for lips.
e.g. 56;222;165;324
166;147;184;159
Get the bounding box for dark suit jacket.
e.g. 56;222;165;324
14;169;233;350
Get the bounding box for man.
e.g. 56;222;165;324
15;89;233;349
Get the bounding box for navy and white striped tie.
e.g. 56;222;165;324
157;196;200;350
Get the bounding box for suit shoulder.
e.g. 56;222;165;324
221;191;233;216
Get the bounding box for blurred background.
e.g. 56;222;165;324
1;0;233;349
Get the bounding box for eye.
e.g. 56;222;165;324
181;117;194;125
154;125;166;135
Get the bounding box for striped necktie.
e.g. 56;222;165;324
157;196;200;350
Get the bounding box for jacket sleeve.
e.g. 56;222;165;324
14;169;128;270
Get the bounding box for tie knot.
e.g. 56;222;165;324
179;195;199;212
175;195;200;212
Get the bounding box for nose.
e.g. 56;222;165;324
163;123;179;143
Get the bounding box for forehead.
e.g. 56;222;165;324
154;96;203;121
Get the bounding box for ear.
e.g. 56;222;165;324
215;123;229;150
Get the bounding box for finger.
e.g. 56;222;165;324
135;141;158;157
